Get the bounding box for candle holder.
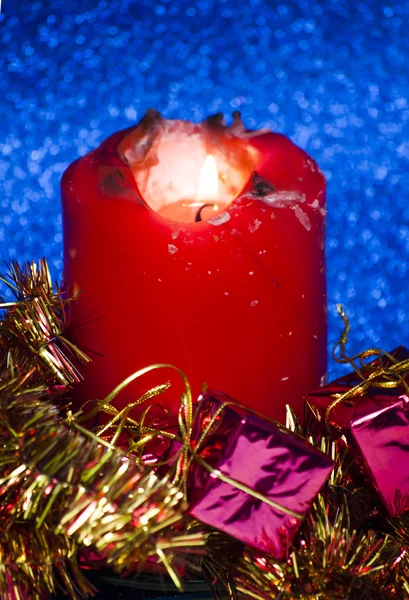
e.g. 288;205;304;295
53;571;212;600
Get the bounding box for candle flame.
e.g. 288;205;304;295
197;155;219;203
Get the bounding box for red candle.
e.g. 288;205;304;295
62;110;327;423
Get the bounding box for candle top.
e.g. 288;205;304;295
117;111;261;223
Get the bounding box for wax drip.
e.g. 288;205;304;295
121;110;270;167
202;111;270;138
203;112;226;129
230;110;248;136
118;108;164;167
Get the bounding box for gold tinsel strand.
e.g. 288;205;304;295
1;262;409;598
0;522;95;600
0;390;199;596
0;260;89;388
0;262;199;597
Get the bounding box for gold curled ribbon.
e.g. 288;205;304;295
79;364;305;523
325;305;409;427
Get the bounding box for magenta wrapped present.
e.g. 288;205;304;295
307;346;409;517
184;391;333;558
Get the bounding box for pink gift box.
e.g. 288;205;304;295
185;391;334;558
307;346;409;517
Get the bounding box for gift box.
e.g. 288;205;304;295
307;346;409;517
183;391;334;558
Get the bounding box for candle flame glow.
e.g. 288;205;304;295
197;155;219;203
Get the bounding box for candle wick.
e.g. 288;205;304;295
195;203;218;222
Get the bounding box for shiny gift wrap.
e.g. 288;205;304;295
308;346;409;517
182;392;334;558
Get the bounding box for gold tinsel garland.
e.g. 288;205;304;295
1;260;409;599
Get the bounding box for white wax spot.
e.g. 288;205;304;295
209;211;231;226
293;205;312;231
249;218;261;233
168;244;179;254
261;190;305;207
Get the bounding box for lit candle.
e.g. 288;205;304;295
156;154;221;223
62;110;327;423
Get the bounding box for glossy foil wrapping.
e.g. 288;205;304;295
307;347;409;517
187;392;334;558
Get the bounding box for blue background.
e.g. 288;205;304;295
1;0;409;377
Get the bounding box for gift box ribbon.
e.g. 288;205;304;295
325;305;409;427
76;363;305;522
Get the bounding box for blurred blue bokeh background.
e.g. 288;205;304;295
1;0;409;376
